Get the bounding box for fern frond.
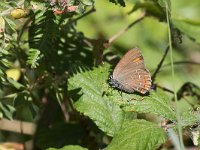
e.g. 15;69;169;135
26;48;41;68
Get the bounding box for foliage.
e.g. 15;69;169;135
0;0;200;149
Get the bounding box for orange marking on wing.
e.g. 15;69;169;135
133;56;143;63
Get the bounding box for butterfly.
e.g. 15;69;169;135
109;48;152;94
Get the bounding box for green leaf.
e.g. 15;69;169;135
180;110;200;127
0;17;5;32
106;120;167;150
81;0;94;6
0;102;15;119
4;17;16;32
77;3;85;14
47;145;88;150
109;0;125;7
7;77;24;89
26;48;41;68
129;1;165;20
120;91;177;121
172;18;200;44
68;64;125;136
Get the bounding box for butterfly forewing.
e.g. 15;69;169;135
112;48;143;78
111;48;152;94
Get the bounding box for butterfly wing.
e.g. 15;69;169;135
112;48;151;94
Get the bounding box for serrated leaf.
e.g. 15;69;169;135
172;18;200;44
120;92;176;121
180;110;200;127
106;120;167;150
68;64;125;136
47;145;88;150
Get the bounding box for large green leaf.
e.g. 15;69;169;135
120;91;177;121
172;18;200;44
106;120;167;150
68;64;125;136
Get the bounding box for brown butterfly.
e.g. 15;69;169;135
109;48;152;94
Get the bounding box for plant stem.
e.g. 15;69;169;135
151;45;169;83
165;1;185;150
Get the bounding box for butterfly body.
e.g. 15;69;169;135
109;48;152;94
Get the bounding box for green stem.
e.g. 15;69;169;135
165;1;185;150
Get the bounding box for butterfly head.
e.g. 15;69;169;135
109;74;124;90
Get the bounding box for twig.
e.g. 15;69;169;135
163;61;200;67
151;45;169;83
17;17;32;45
107;11;146;45
156;84;174;94
74;7;96;21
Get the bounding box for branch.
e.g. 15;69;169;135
151;45;169;83
107;11;146;45
74;7;96;21
163;61;200;67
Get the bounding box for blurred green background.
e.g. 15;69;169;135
77;0;200;95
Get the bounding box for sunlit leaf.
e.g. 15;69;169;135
5;68;21;81
0;17;5;32
68;64;125;136
107;120;167;150
120;91;177;121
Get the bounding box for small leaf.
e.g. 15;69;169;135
0;17;5;32
5;68;21;81
121;91;177;121
81;0;94;6
7;77;24;89
47;145;88;150
129;1;165;20
172;18;200;44
36;123;86;149
107;120;167;150
0;102;15;119
26;48;41;68
180;110;200;127
68;64;125;136
109;0;125;7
